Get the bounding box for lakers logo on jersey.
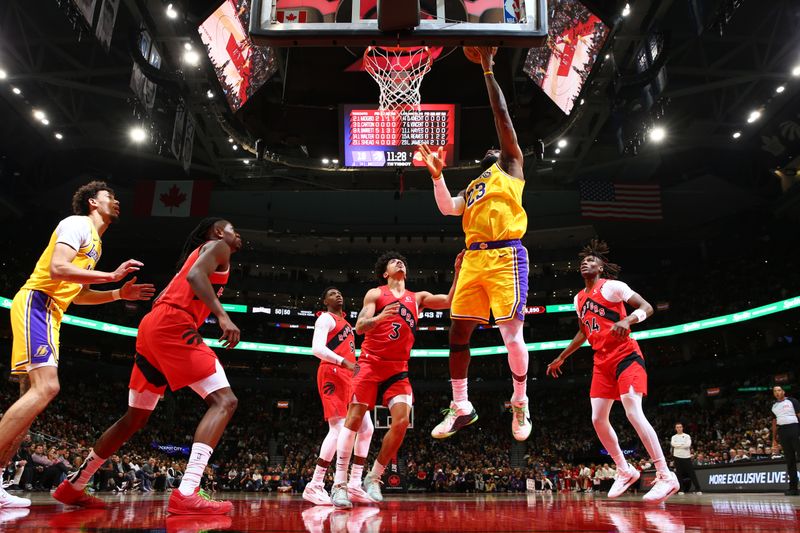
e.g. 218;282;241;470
35;345;50;357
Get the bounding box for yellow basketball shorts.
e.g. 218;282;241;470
10;289;63;375
450;240;529;323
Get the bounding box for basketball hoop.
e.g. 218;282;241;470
363;46;433;113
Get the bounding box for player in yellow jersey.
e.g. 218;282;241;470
0;181;154;509
420;47;531;442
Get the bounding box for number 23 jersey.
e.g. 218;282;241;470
461;162;527;247
360;286;418;362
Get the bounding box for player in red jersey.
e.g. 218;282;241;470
330;251;463;508
546;240;679;503
302;287;376;506
53;218;242;514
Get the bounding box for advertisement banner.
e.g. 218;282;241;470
696;461;799;493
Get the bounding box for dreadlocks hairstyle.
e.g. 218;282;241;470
579;239;621;279
176;217;225;271
320;286;341;309
374;251;408;284
72;181;113;215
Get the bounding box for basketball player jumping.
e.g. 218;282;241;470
0;181;155;509
546;240;680;503
330;251;463;508
302;287;376;505
420;46;531;441
53;218;242;514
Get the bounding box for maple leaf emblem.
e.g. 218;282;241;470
160;184;186;212
286;12;297;21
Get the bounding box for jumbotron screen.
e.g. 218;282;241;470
341;104;458;168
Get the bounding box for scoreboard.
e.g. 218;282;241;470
342;104;458;168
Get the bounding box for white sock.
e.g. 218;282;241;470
179;442;213;496
69;450;107;490
312;464;328;485
349;462;364;488
451;378;468;404
370;461;386;479
334;428;356;485
511;378;527;403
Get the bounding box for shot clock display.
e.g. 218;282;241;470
342;104;458;168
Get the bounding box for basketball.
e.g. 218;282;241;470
463;46;497;64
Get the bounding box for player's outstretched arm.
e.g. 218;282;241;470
49;243;144;285
478;47;524;178
416;251;465;310
546;328;588;378
419;144;465;216
187;239;240;348
73;276;156;305
355;288;399;335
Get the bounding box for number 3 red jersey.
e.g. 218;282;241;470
360;286;418;362
154;243;229;328
575;279;641;367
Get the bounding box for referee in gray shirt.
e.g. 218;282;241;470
772;385;800;496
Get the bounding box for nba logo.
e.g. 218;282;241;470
504;0;520;23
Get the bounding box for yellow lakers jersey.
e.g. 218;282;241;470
462;163;527;246
22;216;102;311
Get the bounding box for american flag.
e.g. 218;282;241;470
579;181;663;221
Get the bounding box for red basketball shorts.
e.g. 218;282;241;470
129;304;218;394
317;363;353;421
590;352;648;400
351;356;412;410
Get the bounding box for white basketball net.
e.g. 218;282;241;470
363;46;433;113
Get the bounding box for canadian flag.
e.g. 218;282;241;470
133;180;212;217
277;9;307;23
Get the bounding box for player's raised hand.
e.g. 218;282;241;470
377;301;401;321
119;276;156;301
218;315;241;349
418;144;444;179
477;47;496;71
546;357;565;378
111;259;143;281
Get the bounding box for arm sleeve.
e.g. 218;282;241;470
601;280;636;303
55;216;92;251
311;314;345;365
432;176;465;216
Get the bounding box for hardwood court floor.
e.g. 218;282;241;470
1;491;798;531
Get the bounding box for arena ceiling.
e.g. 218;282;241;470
0;0;798;209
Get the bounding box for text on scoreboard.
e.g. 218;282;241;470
342;104;458;167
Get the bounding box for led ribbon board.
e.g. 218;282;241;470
2;296;797;357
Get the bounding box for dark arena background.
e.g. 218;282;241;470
1;0;800;531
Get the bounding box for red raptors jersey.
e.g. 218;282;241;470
575;279;641;366
154;243;229;327
322;312;356;366
360;286;418;362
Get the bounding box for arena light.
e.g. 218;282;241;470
54;132;63;140
622;3;631;17
166;3;178;19
32;109;46;121
41;118;50;126
0;69;6;80
332;159;339;164
129;126;147;143
792;65;800;77
322;158;330;164
2;295;796;357
554;148;561;154
776;85;786;94
11;86;21;95
649;127;666;142
232;144;238;151
732;131;741;139
747;110;761;123
183;48;201;66
206;89;214;99
228;137;233;143
557;139;568;148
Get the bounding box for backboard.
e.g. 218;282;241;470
249;0;548;47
